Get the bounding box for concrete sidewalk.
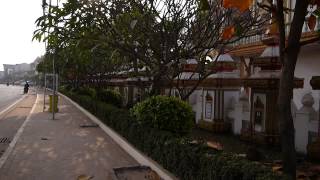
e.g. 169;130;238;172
0;94;138;180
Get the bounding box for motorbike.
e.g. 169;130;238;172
24;87;29;94
24;83;29;94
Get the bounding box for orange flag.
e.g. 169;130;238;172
222;26;235;40
223;0;253;12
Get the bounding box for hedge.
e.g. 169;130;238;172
61;90;283;180
131;96;194;135
96;88;123;107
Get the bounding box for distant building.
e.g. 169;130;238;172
0;71;4;79
14;63;32;72
3;64;16;77
3;63;32;82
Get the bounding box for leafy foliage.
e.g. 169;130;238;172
131;96;194;135
61;90;283;180
34;0;269;97
96;89;123;107
76;87;96;98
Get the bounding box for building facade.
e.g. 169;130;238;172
83;0;320;156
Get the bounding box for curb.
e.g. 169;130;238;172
59;92;177;180
0;94;39;169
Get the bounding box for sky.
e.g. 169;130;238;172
0;0;45;71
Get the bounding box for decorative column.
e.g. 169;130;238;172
295;93;315;153
307;76;320;158
310;76;320;136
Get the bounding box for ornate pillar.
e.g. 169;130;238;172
310;76;320;136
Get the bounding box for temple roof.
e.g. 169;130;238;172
229;31;319;57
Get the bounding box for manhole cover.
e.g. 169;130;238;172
0;138;10;143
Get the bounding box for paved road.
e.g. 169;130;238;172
0;85;24;112
0;94;36;158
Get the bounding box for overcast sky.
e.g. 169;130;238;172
0;0;45;71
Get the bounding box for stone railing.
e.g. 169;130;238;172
230;34;265;47
231;16;320;47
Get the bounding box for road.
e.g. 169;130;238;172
0;85;24;113
0;88;36;158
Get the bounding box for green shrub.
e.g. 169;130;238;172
96;89;123;107
59;84;73;93
76;87;96;98
131;95;194;135
63;93;282;180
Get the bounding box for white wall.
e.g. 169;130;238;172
224;91;239;120
294;43;320;114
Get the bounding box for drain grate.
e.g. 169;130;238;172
0;138;10;143
79;124;99;128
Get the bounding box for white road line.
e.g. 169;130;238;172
0;95;26;117
0;94;39;169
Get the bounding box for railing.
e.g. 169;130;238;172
231;16;320;48
230;34;265;47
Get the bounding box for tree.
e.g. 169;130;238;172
275;0;310;179
258;0;317;178
106;0;268;98
34;0;268;98
34;0;128;87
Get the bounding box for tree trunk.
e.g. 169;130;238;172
150;78;162;96
276;0;308;179
278;52;298;180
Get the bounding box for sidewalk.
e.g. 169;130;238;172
0;93;138;180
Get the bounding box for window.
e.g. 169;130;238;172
252;94;266;132
205;93;213;119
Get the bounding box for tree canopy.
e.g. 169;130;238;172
34;0;268;95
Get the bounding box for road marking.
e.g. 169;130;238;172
0;95;26;117
0;94;39;170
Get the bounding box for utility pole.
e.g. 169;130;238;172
42;0;47;112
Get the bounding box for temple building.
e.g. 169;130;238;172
93;0;320;156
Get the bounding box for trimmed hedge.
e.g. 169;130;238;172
76;87;96;98
131;96;194;135
62;90;283;180
96;89;123;107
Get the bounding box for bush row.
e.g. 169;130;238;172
61;90;283;180
60;86;122;107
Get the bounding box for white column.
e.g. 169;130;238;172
295;93;316;153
